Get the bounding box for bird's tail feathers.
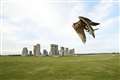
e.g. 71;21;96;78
94;28;99;31
90;22;100;26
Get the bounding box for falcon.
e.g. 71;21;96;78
72;16;100;43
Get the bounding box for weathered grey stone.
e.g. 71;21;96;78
36;44;41;56
69;48;75;55
29;51;32;56
50;44;59;55
59;47;64;56
33;44;41;56
22;47;28;56
33;45;36;56
64;48;69;55
43;49;48;56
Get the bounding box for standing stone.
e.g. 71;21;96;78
22;47;28;56
50;44;59;55
33;45;37;56
29;51;32;56
59;47;64;56
43;49;48;56
33;44;41;56
36;44;41;56
69;48;75;55
64;48;69;55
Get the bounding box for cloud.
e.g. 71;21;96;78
88;0;115;21
0;0;119;55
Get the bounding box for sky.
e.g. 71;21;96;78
0;0;120;55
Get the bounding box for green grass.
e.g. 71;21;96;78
0;54;119;80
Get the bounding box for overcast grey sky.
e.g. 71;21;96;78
0;0;119;55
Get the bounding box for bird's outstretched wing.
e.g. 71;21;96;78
73;16;100;43
72;21;86;43
80;17;95;38
79;16;92;23
90;22;100;26
79;16;100;26
78;28;86;43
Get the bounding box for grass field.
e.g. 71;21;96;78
0;54;119;80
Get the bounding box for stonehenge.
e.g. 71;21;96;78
22;44;75;56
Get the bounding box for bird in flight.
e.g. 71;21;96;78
72;16;100;43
